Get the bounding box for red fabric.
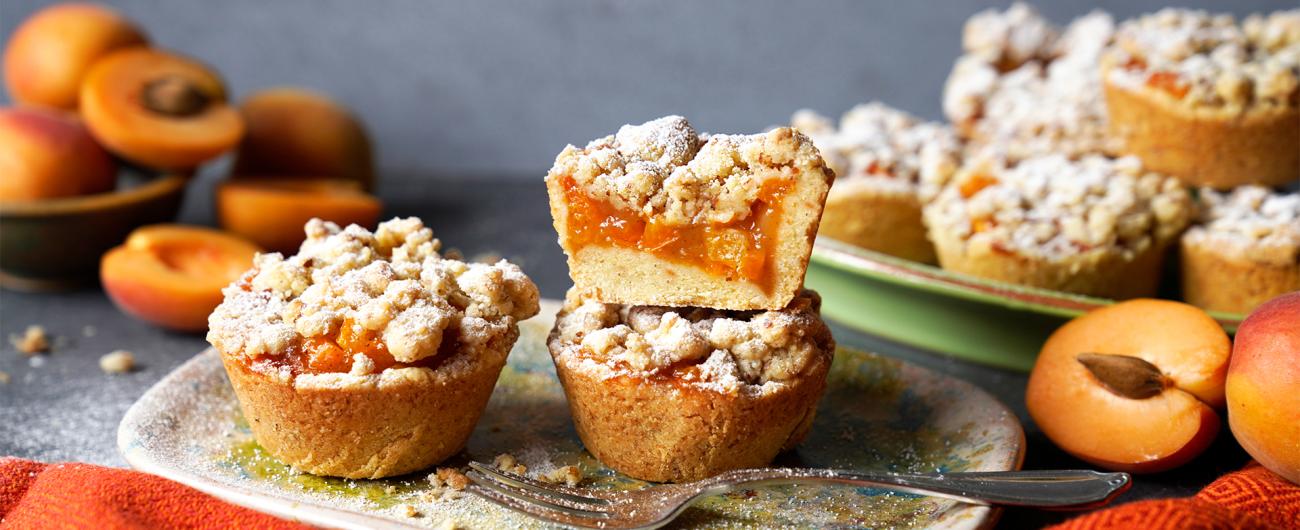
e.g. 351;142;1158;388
0;457;312;530
1049;462;1300;530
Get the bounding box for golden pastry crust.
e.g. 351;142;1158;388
1180;186;1300;313
1102;9;1300;188
546;116;832;310
548;289;834;482
923;153;1193;299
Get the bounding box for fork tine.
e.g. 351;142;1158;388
467;470;613;520
467;461;612;506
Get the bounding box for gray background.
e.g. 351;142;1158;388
2;0;1291;178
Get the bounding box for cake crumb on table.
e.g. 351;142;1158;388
99;350;135;374
539;465;583;487
435;519;459;530
9;325;50;356
426;467;468;500
493;453;527;475
0;371;9;384
399;504;421;518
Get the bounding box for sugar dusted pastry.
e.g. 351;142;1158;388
1103;9;1300;188
548;288;834;482
545;115;833;311
207;217;540;479
923;153;1194;299
944;3;1119;160
1181;186;1300;314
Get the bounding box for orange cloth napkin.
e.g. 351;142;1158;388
0;457;310;529
1050;462;1300;530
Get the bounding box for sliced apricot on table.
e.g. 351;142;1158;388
80;48;242;169
3;2;147;110
101;224;261;332
1025;299;1230;473
216;178;383;253
232;87;375;190
0;107;116;201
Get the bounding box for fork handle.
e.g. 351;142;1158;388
698;468;1131;510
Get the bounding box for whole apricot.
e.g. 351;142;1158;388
101;224;261;332
233;88;375;190
1026;299;1230;473
216;178;382;253
3;2;147;110
1227;292;1300;485
0;107;116;201
80;48;243;169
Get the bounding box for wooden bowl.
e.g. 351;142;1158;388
0;174;187;291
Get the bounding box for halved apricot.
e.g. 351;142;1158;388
216;178;383;253
101;224;261;332
232;87;375;190
80;48;243;169
3;3;148;110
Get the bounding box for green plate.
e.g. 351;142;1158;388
806;238;1244;372
119;300;1024;529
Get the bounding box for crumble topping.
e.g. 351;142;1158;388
924;154;1193;260
1184;186;1300;266
791;103;961;201
550;289;833;394
548;115;830;226
944;4;1119;159
207;218;540;375
1107;8;1300;108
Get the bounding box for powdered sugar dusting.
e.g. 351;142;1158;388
1184;186;1300;265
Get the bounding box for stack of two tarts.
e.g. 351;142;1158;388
544;116;837;482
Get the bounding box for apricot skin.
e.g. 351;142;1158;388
232;88;375;190
1227;292;1300;485
0;107;116;201
101;225;260;332
1026;299;1230;473
3;3;147;110
216;179;382;253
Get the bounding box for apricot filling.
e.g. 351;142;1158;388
253;319;440;376
559;175;791;293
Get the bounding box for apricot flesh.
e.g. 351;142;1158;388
80;48;243;169
1026;299;1230;473
3;3;147;110
233;88;375;190
0;107;117;201
1227;292;1300;484
216;179;383;253
101;224;260;332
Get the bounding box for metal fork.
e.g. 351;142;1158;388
466;462;1131;529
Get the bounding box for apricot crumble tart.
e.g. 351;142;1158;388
547;288;834;482
923;153;1193;299
207;217;540;479
792;103;961;263
1181;186;1300;314
1102;8;1300;188
544;115;833;311
944;4;1120;160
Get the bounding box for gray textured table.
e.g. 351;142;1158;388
0;174;1250;528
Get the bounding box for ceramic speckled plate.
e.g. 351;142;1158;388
806;238;1245;372
119;300;1024;529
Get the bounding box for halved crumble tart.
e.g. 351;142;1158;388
547;288;834;482
1102;8;1300;188
922;153;1194;299
792;103;961;263
944;3;1120;160
207;218;540;479
545;115;833;311
1181;186;1300;314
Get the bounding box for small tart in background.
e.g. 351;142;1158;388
545;115;833;311
792;103;961;263
943;3;1120;160
1181;186;1300;314
1102;8;1300;188
547;289;835;483
207;217;540;479
922;153;1193;299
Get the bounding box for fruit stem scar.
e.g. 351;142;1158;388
142;75;211;117
1076;352;1170;400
